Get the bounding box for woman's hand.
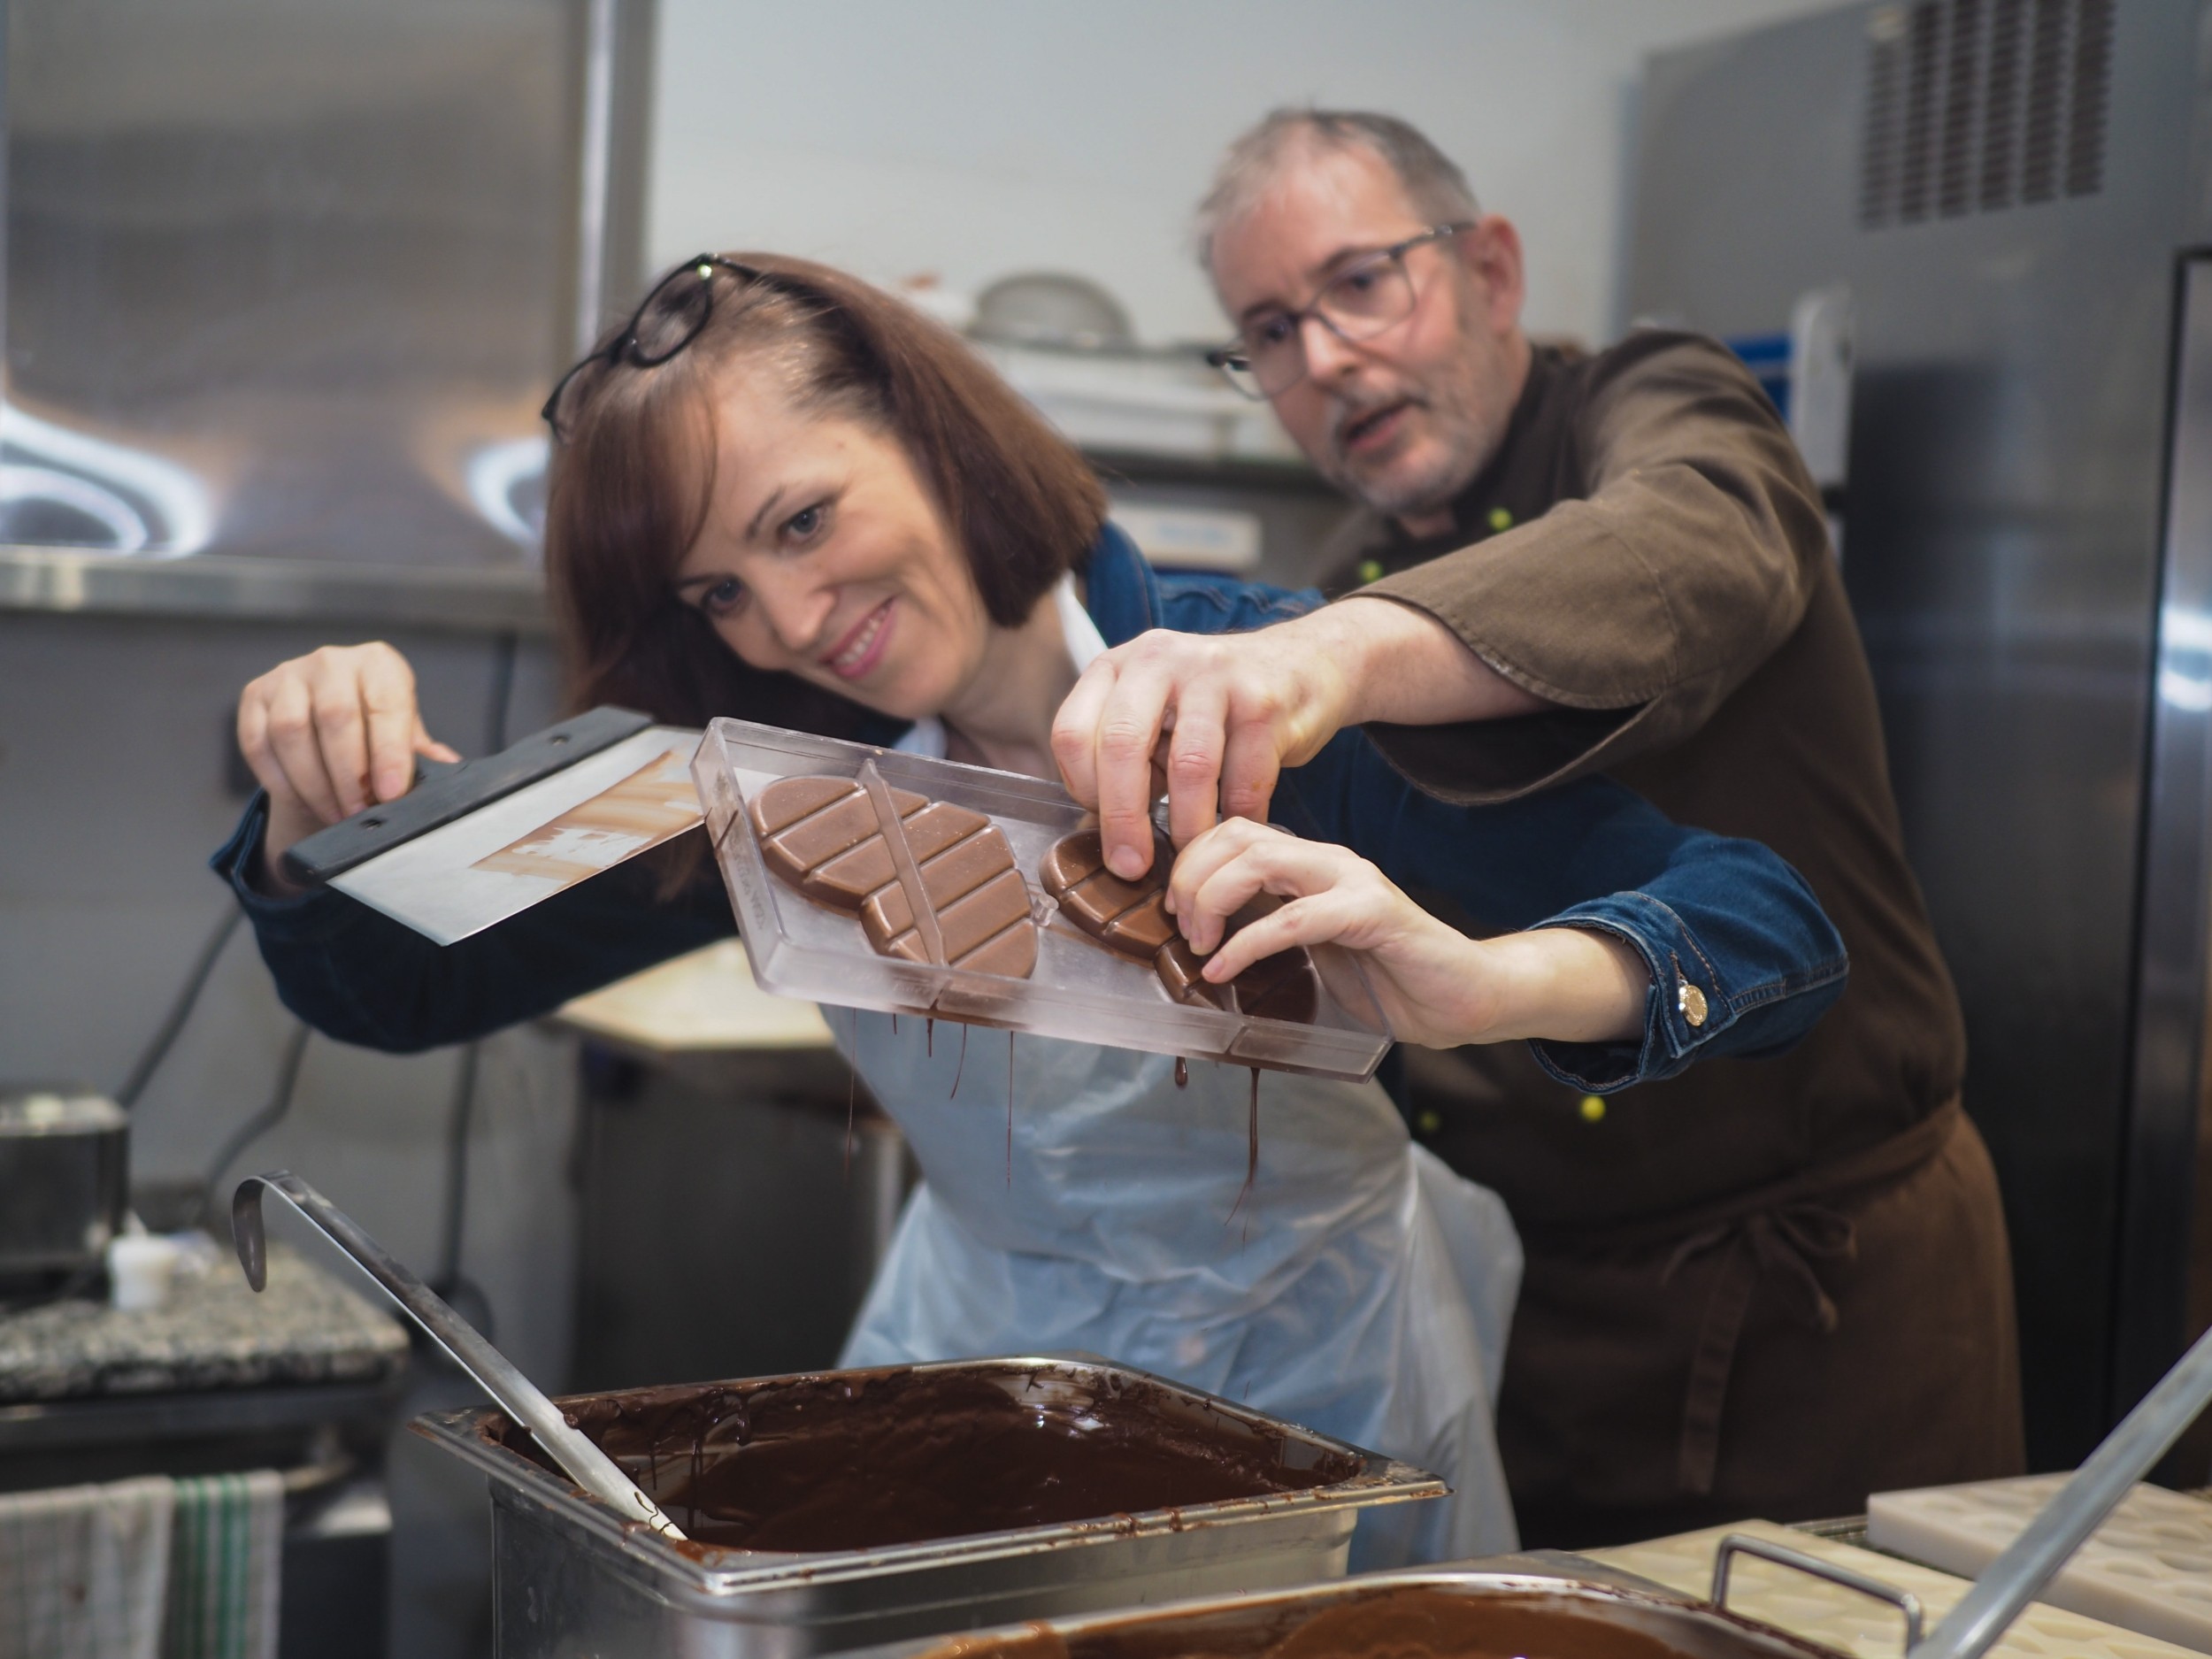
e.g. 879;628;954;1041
235;642;459;890
1166;818;1649;1051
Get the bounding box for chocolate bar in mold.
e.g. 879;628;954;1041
1040;829;1319;1023
748;766;1038;978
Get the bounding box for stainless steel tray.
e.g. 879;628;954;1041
412;1356;1446;1659
692;718;1393;1081
853;1565;1855;1659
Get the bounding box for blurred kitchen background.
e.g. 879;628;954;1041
4;1;2210;1655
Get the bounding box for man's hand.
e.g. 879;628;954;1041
235;642;459;889
1051;625;1356;878
1051;595;1548;879
1166;818;1647;1050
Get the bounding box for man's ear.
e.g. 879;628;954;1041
1457;216;1525;337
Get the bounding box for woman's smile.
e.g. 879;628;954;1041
823;598;896;681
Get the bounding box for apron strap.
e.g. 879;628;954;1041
1663;1202;1857;1494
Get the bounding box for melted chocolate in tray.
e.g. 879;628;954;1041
493;1368;1357;1554
1040;831;1320;1023
749;772;1037;977
921;1586;1701;1659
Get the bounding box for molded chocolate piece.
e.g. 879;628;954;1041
749;773;1038;978
1039;829;1176;959
1041;829;1320;1023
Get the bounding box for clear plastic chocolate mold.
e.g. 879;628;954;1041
692;718;1393;1081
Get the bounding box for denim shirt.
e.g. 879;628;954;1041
211;522;1847;1091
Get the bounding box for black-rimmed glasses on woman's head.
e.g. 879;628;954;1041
540;253;761;441
1204;223;1471;401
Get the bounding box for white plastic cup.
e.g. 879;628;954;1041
108;1233;181;1312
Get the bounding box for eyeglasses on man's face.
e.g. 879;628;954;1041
541;253;761;441
1206;224;1471;401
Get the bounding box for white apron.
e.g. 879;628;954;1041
832;577;1522;1563
834;1013;1523;1565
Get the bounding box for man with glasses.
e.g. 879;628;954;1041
1053;109;2023;1547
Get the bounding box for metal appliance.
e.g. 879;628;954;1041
415;1357;1443;1659
0;1085;125;1296
855;1292;2212;1659
0;0;653;629
1624;0;2212;1468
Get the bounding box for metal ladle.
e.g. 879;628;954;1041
232;1170;686;1542
1712;1316;2212;1659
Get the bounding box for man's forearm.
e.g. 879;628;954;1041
1296;595;1551;727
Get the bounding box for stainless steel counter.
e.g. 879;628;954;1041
0;545;549;634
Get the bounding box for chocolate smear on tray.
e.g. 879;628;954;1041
749;772;1037;977
1041;829;1319;1022
498;1367;1356;1554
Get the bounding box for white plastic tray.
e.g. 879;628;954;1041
1868;1475;2212;1654
692;718;1392;1081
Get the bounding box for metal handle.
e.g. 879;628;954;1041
1912;1317;2212;1659
1711;1533;1924;1651
232;1171;685;1541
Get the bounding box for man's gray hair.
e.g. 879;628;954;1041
1195;109;1481;272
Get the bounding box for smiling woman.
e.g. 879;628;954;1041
542;255;1105;762
219;250;1854;1572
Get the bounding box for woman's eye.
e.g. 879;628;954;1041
783;503;826;542
700;576;747;616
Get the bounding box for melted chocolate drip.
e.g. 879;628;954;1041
927;1018;934;1057
496;1368;1354;1555
1174;1057;1188;1089
951;1023;968;1098
1225;1066;1261;1229
845;1005;860;1176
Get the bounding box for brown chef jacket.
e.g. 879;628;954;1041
1336;331;2024;1547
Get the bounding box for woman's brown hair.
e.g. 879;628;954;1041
543;254;1108;740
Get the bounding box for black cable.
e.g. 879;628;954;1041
117;905;244;1109
196;1021;311;1225
434;1042;480;1290
428;1044;495;1340
418;635;520;1342
488;631;518;754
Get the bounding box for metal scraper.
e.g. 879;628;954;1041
281;705;703;946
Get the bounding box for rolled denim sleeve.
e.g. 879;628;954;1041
1524;883;1847;1093
1276;730;1847;1089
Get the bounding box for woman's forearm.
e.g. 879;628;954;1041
1460;926;1648;1046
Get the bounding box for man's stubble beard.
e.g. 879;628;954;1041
1311;319;1515;529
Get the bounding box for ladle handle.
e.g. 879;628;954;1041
232;1171;685;1542
1911;1318;2212;1659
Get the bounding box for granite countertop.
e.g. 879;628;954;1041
0;1240;408;1404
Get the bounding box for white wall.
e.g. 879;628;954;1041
649;0;1840;353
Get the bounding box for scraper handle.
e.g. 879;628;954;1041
280;704;654;885
232;1171;687;1542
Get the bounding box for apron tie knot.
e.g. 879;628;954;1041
1660;1200;1857;1495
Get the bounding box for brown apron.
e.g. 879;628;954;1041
1499;1100;2024;1548
1331;333;2023;1540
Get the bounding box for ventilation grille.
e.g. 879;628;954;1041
1859;0;2112;227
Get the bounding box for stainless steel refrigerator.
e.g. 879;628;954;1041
1625;0;2212;1469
